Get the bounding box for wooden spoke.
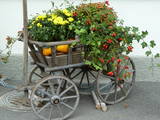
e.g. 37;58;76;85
61;95;78;100
104;85;115;100
86;72;90;86
99;82;113;91
71;70;83;79
114;85;118;103
70;68;76;76
60;85;74;97
61;102;74;110
37;102;51;113
49;106;53;120
88;70;97;79
48;80;56;95
38;98;50;102
56;79;63;95
37;88;52;97
118;84;126;96
57;104;63;118
33;71;43;78
79;72;85;87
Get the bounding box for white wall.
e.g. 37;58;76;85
0;0;160;56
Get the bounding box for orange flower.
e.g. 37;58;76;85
107;39;112;43
111;33;117;37
107;72;114;76
117;59;122;63
127;46;133;51
99;58;105;63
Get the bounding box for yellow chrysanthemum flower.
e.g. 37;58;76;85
47;18;52;21
62;9;69;14
67;17;74;22
65;12;72;17
37;23;42;27
64;20;69;24
51;14;57;19
62;9;72;16
36;14;47;21
53;17;64;25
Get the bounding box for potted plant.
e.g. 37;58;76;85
26;8;83;67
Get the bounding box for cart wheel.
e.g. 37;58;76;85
64;65;97;89
29;66;49;84
30;76;80;120
97;57;136;104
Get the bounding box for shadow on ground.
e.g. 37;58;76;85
0;81;160;120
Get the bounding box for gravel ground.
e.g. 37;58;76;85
0;55;160;120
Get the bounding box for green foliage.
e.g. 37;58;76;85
25;0;157;71
71;2;155;70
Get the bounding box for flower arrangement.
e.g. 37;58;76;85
71;1;155;71
28;8;76;42
25;0;156;74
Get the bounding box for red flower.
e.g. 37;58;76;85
107;72;114;76
118;38;123;41
105;0;110;5
124;66;129;69
86;19;91;25
73;12;78;16
103;44;109;49
111;57;115;61
111;33;117;37
99;58;105;63
124;56;129;60
127;46;133;51
107;60;111;63
107;39;112;44
117;59;122;63
118;78;122;81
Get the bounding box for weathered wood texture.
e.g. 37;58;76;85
22;0;29;85
28;38;84;72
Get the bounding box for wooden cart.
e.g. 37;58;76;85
27;37;136;120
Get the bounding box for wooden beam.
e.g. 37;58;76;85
22;0;29;85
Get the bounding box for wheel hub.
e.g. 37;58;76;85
51;96;60;104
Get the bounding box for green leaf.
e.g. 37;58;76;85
141;42;148;48
150;40;156;48
85;60;92;65
145;51;152;56
155;53;160;58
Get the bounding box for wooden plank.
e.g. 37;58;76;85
45;63;84;72
22;0;29;85
28;43;39;63
29;39;80;47
35;45;48;65
67;47;72;64
51;46;56;66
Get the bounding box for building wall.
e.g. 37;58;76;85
0;0;160;56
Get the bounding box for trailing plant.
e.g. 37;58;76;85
71;1;156;72
0;36;16;63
